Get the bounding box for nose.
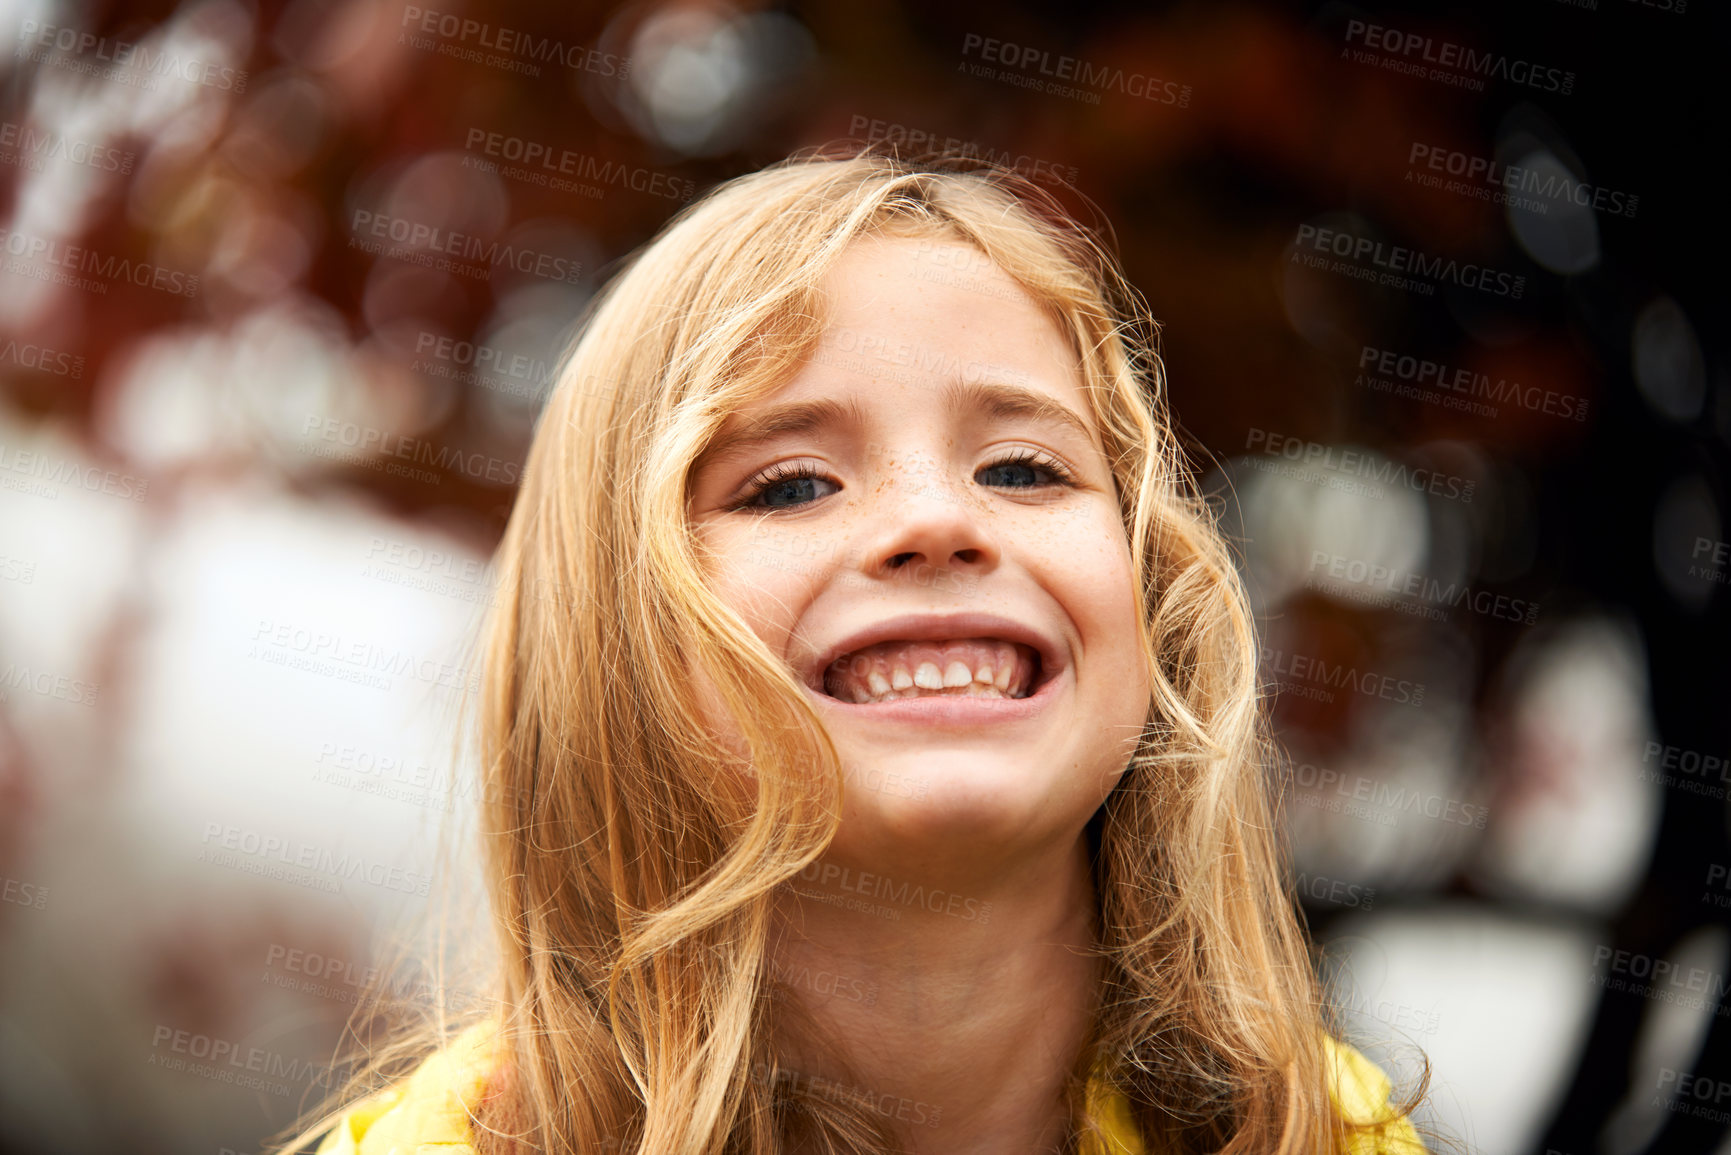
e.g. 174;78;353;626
856;463;1000;581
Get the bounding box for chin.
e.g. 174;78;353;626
837;746;1079;845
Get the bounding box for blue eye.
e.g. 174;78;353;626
759;475;835;507
738;465;839;509
977;461;1044;488
976;452;1072;489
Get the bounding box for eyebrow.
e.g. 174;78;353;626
941;379;1098;447
700;396;870;464
699;378;1097;466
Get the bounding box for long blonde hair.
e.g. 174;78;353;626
288;151;1409;1154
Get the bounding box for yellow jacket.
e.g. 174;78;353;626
315;1022;1423;1154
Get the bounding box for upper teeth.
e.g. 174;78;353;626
822;638;1035;703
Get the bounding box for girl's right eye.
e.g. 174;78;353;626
733;464;840;510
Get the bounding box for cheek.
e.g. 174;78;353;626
693;526;841;741
700;521;823;632
1059;511;1144;636
1061;513;1152;710
1077;531;1151;794
689;536;817;801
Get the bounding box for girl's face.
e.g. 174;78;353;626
689;235;1151;875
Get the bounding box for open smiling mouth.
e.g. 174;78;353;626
820;638;1043;704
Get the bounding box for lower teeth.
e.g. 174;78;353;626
847;685;1014;703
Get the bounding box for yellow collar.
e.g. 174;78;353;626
315;1025;1418;1155
1078;1035;1424;1154
1082;1071;1146;1154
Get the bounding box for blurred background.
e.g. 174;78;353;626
0;0;1725;1152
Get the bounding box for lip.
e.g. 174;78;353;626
799;611;1068;705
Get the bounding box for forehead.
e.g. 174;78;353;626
820;234;1065;342
795;234;1089;407
695;236;1104;467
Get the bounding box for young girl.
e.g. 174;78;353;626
296;153;1426;1155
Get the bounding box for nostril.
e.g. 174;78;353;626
887;552;916;569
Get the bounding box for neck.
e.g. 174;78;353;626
769;834;1101;1155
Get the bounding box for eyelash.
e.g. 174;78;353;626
977;448;1079;488
728;448;1078;511
731;461;831;510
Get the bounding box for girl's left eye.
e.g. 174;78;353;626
975;451;1073;489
